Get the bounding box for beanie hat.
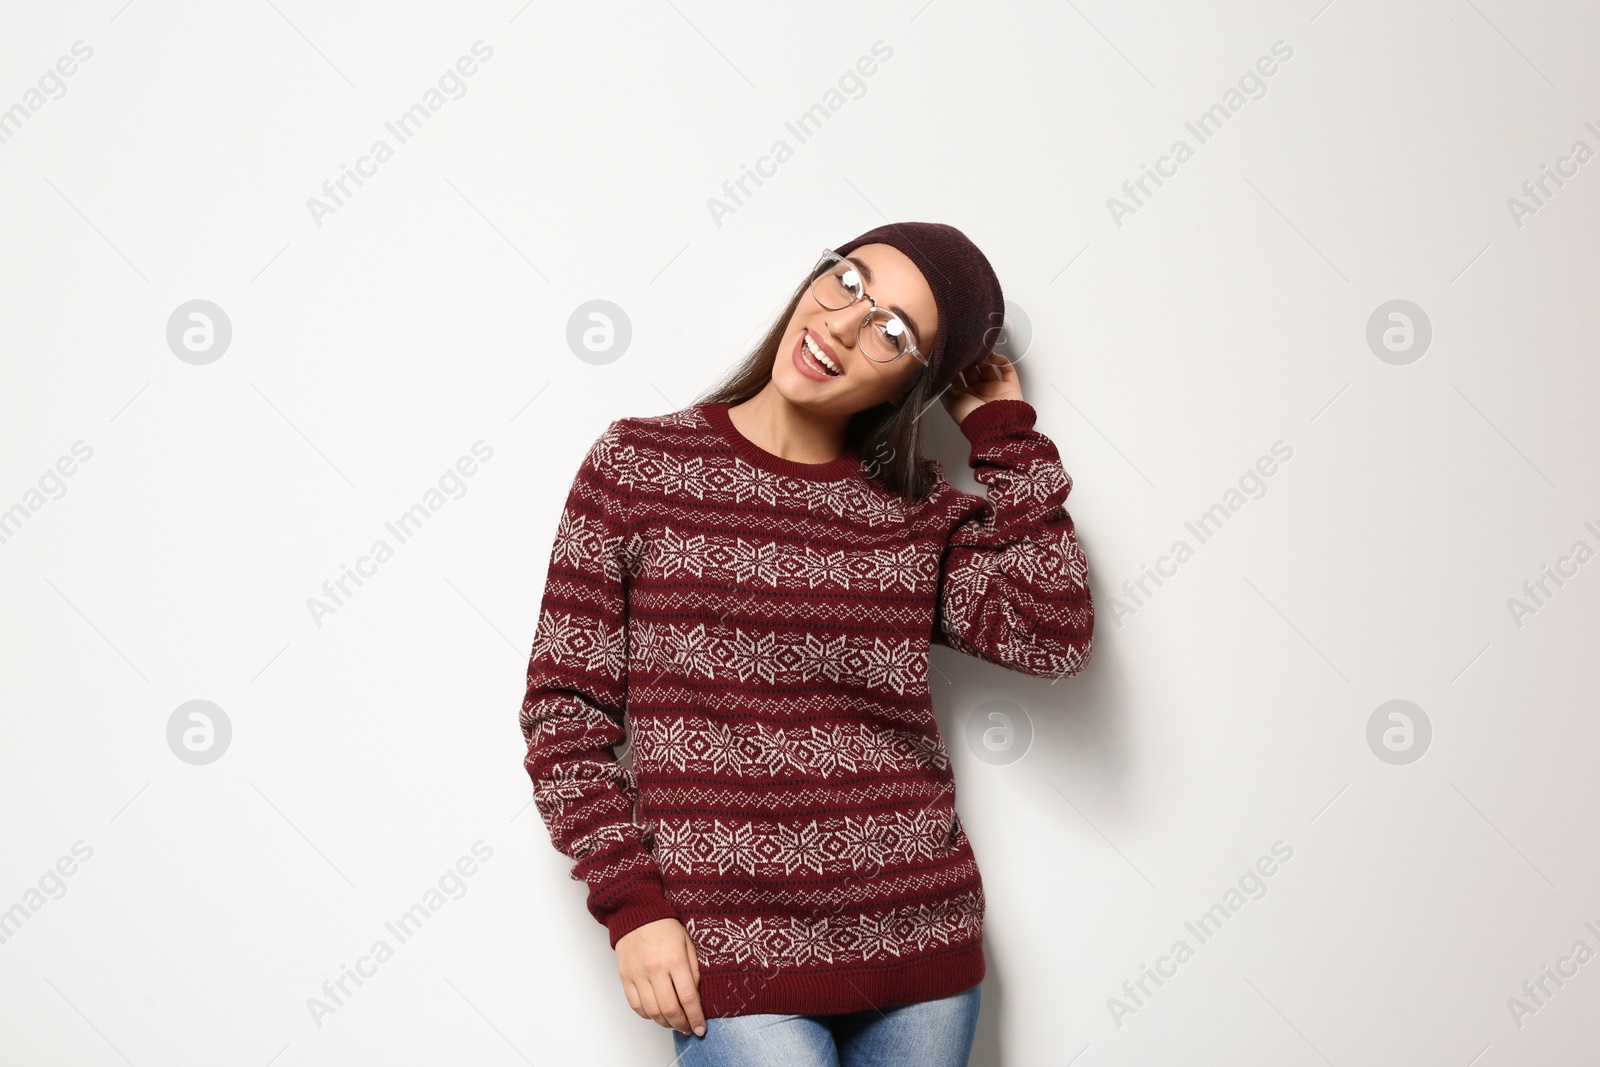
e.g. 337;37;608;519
832;221;1006;394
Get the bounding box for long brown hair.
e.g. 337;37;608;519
695;258;938;504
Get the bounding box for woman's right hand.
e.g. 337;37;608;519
616;917;706;1037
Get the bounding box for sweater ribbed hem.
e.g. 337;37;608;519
696;939;985;1017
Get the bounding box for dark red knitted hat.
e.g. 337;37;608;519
833;221;1005;393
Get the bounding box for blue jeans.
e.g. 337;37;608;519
670;984;980;1067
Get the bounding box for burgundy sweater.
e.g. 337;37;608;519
519;398;1094;1017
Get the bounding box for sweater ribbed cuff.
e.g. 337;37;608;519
603;888;682;948
957;398;1036;444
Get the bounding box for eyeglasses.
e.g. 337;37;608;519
808;250;927;366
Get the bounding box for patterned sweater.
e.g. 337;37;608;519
519;397;1093;1017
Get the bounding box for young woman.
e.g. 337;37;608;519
519;221;1094;1066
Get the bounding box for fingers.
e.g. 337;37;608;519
649;971;691;1033
634;979;664;1027
953;354;1013;391
616;918;708;1035
670;961;707;1037
626;972;682;1033
632;972;679;1032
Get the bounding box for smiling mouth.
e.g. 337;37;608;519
802;332;842;376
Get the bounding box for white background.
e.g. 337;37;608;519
2;1;1598;1064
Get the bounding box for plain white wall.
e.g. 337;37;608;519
3;0;1598;1063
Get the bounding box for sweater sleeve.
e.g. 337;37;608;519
519;421;679;947
931;399;1095;679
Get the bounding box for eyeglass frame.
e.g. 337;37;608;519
809;250;928;367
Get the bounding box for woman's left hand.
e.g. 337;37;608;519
940;352;1025;425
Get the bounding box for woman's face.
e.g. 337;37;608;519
770;242;939;417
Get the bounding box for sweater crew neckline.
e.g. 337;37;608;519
703;400;864;482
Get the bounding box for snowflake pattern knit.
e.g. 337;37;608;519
519;397;1094;1017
